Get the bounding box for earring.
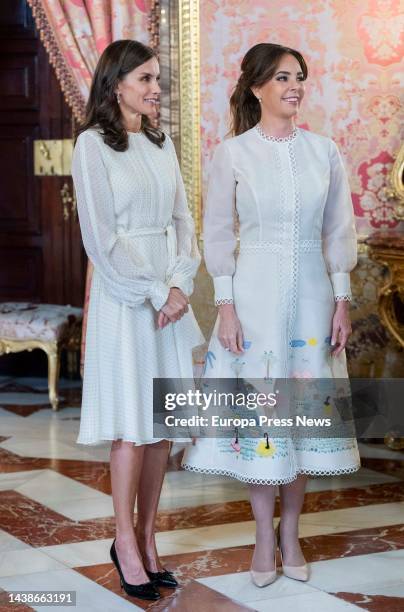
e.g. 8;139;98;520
116;91;121;104
257;97;262;103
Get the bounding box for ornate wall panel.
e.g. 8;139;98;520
199;0;403;236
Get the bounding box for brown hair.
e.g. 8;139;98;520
75;39;164;151
229;43;308;136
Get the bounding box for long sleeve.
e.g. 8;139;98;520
72;131;169;310
165;137;201;296
322;140;357;301
203;141;237;304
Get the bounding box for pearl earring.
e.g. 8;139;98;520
258;97;262;103
116;92;121;104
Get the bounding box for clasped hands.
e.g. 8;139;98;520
157;287;189;329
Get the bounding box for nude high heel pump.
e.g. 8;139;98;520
276;522;309;582
250;537;277;587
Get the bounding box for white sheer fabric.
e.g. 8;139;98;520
322;141;358;299
183;126;360;484
203;128;357;304
73;130;200;310
72;129;203;445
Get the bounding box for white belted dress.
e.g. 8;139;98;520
182;126;361;484
72;128;204;445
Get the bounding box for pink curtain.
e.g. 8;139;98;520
28;0;153;372
28;0;151;121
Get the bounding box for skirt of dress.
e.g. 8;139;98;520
182;249;361;483
77;268;204;446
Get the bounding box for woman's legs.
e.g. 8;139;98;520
110;440;149;584
249;484;277;571
135;440;171;572
278;474;307;565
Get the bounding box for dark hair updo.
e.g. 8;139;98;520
75;39;164;151
229;43;308;136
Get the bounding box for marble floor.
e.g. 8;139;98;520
0;377;403;611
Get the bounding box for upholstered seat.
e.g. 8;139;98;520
0;302;83;410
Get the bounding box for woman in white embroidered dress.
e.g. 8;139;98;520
183;43;360;586
72;40;203;601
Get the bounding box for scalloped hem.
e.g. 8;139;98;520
181;463;361;485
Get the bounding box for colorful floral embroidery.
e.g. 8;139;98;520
256;434;276;457
230;358;245;378
290;339;306;347
203;350;216;374
231;428;241;452
323;396;332;415
291;337;319;348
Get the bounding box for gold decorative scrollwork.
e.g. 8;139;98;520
0;339;60;410
60;182;77;221
367;241;404;349
384;143;404;221
178;0;201;236
0;325;81;410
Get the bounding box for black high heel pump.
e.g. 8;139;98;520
110;540;161;601
146;568;178;589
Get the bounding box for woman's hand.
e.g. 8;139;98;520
160;287;189;325
157;311;171;329
218;303;244;354
331;301;352;356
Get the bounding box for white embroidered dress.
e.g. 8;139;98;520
182;126;361;484
72;129;203;445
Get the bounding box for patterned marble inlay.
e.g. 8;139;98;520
75;521;404;596
149;580;255;611
0;491;115;547
75;564;254;611
0;448;112;491
334;592;404;611
0;381;82;416
75;548;255;609
2;480;404;549
299;524;404;562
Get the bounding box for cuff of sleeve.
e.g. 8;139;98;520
167;273;193;297
330;272;352;301
213;275;233;305
149;280;170;311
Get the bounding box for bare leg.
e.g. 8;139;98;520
278;474;307;565
135;440;171;572
110;440;149;584
249;484;277;571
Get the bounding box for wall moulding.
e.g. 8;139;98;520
160;0;202;237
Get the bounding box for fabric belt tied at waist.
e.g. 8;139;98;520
117;224;177;270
